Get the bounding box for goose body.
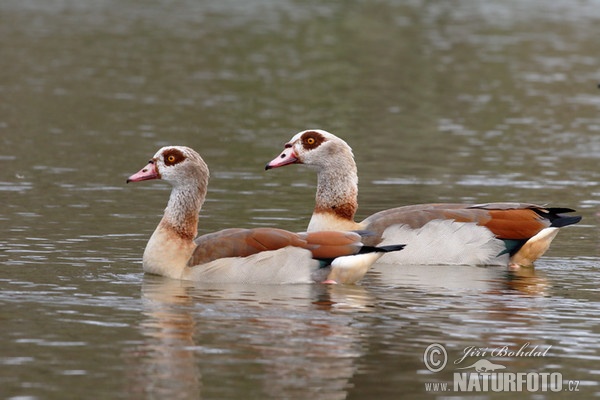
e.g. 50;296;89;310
127;146;404;284
265;130;581;267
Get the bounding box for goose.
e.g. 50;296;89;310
126;146;405;284
265;129;582;267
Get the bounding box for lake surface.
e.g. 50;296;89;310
1;0;599;399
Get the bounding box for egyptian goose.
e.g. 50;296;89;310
126;146;404;284
265;130;582;267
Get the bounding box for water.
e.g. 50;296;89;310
1;0;599;398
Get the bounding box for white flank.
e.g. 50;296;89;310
183;247;317;284
376;219;508;265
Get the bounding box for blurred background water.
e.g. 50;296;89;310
1;0;599;399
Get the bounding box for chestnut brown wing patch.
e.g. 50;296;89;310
364;205;554;242
482;209;550;239
187;228;366;266
300;231;363;259
188;228;308;266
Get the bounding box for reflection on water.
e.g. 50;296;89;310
128;279;202;399
117;264;600;399
129;277;373;399
1;0;600;398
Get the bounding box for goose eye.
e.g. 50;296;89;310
306;137;315;145
163;149;185;166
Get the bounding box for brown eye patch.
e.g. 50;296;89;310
301;131;325;150
163;148;186;166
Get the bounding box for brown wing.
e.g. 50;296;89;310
471;204;581;238
478;209;549;239
188;228;364;266
298;231;364;259
362;203;576;244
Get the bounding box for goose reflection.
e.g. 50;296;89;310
503;267;549;296
126;277;201;399
127;276;375;399
364;262;549;296
359;263;555;388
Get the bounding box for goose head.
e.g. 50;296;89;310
265;129;355;171
127;146;209;189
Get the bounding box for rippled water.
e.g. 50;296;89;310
1;0;599;399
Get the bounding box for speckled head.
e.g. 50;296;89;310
127;146;209;188
265;129;354;170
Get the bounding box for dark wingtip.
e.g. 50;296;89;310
352;230;378;238
551;215;582;228
534;207;582;228
378;244;406;253
359;244;406;254
546;207;577;214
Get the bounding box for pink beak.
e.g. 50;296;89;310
126;161;160;183
265;147;299;170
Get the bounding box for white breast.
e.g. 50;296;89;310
307;212;360;232
143;225;196;279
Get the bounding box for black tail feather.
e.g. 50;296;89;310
317;244;405;267
359;244;406;254
551;215;582;228
545;207;576;214
533;208;582;228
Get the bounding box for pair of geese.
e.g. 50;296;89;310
127;129;581;284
